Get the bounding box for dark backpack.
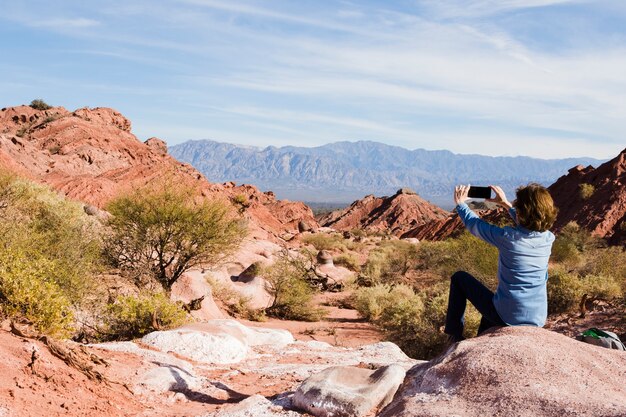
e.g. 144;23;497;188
576;328;626;351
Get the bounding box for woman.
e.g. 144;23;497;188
444;183;558;343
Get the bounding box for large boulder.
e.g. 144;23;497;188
379;326;626;417
141;328;248;364
183;319;294;348
292;364;406;417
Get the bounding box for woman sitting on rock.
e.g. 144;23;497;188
444;183;558;343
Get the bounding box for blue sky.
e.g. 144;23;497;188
1;0;625;159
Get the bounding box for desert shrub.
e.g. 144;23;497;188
105;182;246;291
355;283;480;360
414;233;499;290
302;233;348;252
548;266;623;315
354;284;415;321
0;250;74;337
2;179;102;303
579;246;626;284
0;175;101;336
206;276;266;321
547;268;583;314
104;292;188;340
551;239;581;265
579;183;595;200
361;240;419;285
231;193;250;213
552;222;601;266
580;274;623;300
29;99;52;110
334;253;360;271
264;255;326;321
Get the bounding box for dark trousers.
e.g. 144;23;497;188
444;271;505;340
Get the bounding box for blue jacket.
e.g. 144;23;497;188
456;203;555;326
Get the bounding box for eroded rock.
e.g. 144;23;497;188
379;326;626;417
292;364;406;417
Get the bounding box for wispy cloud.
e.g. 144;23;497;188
27;17;100;28
419;0;587;19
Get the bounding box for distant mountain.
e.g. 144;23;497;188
170;140;603;208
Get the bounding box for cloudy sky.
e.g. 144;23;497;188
1;0;625;158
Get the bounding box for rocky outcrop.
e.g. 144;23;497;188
401;206;511;241
320;189;448;237
292;364;406;417
548;149;626;245
379;326;626;417
0;105;317;239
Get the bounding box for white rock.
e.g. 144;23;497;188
207;319;294;347
292;364;407;417
141;328;248;364
208;394;301;417
139;365;201;393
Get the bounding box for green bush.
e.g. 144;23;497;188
29;99;52;110
354;283;480;360
105;182;246;291
580;274;623;300
334;253;361;271
206;276;266;321
0;174;101;337
552;222;601;267
104;292;188;340
354;284;416;321
579;183;595;200
547;268;583;314
264;255;326;321
0;250;74;337
547;267;623;315
580;246;626;284
414;232;499;290
302;233;348;252
361;240;419;285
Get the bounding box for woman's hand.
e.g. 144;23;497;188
454;185;470;205
487;185;513;209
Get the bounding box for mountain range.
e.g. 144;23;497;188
170;140;602;208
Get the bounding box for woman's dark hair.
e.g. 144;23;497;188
514;183;558;232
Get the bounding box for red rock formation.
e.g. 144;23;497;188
320;188;449;237
0;105;317;238
402;207;512;241
548;149;626;245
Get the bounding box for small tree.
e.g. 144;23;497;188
263;252;326;321
29;99;52;110
105;183;246;291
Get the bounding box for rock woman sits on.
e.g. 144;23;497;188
444;183;558;343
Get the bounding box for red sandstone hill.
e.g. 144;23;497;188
320;188;449;237
548;148;626;245
401;206;511;241
0;105;317;238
